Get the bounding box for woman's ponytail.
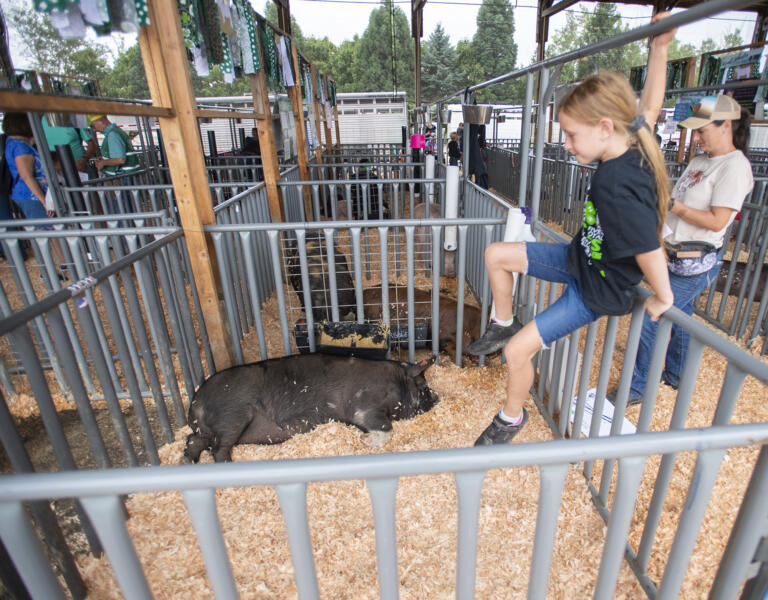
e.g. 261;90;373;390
732;107;752;155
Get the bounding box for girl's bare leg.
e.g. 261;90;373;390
484;241;527;320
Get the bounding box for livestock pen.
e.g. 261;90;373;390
2;0;768;599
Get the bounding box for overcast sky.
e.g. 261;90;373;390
6;1;758;70
273;1;757;64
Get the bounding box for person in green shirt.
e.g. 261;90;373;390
42;116;98;180
87;114;140;176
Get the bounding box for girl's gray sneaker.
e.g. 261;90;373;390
467;317;523;355
474;408;529;446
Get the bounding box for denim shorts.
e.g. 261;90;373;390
525;242;599;346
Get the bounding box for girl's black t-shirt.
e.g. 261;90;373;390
447;140;461;158
566;148;660;316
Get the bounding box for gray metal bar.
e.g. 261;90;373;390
73;289;139;466
558;328;581;437
528;463;569;599
126;236;186;426
405;226;416;363
431;225;441;357
212;232;244;364
323;228;342;323
454;226;469;364
296;230;317;353
455;470;485;600
656;449;726;599
367;477;400;600
0;502;68;600
709;444;768;600
351;227;365;323
571;322;597;440
182;489;240;600
637;318;674;433
593;456;646;600
268;231;292;356
45;309;112;467
275;483;320;600
585;316;618;481
240;231;270;359
636;338;706;572
518;71;533;207
81;495;153;600
96;280;159;464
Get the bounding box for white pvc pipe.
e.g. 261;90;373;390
444;165;460;251
425;154;435;202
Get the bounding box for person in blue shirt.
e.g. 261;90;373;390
3;112;50;219
3;112;67;275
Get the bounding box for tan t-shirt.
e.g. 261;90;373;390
665;150;753;248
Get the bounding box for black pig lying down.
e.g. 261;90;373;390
185;354;439;463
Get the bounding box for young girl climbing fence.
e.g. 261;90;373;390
468;12;677;446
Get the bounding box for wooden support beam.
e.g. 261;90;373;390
140;0;233;371
0;91;172;117
310;64;324;164
322;75;333;153
289;43;313;219
333;101;341;150
251;30;284;223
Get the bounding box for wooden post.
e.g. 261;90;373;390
310;64;324;164
333;101;341;150
139;0;233;370
251;24;284;222
288;43;313;219
322;75;333;153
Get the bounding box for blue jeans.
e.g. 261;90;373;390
630;262;722;398
525;242;600;346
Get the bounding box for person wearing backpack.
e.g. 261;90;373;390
87;114;140;176
2;112;67;274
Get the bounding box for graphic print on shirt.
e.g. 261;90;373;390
579;194;606;277
674;170;703;196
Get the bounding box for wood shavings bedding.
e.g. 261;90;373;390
77;290;766;599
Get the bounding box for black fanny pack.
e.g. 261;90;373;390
664;241;720;276
663;241;717;260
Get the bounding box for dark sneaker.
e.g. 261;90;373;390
606;390;642;407
474;408;529;446
661;377;678;390
468;317;523;355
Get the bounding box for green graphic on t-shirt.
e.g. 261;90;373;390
581;199;606;277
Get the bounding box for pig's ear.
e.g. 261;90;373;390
404;356;435;378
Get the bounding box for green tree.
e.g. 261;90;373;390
7;3;108;76
723;29;744;49
544;11;580;83
264;2;304;47
573;3;627;80
469;0;521;104
299;37;337;79
355;0;414;95
331;37;360;92
100;44;149;99
420;23;460;103
456;39;483;90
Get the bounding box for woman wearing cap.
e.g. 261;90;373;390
619;94;754;405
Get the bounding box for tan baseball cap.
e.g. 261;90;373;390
679;95;741;129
